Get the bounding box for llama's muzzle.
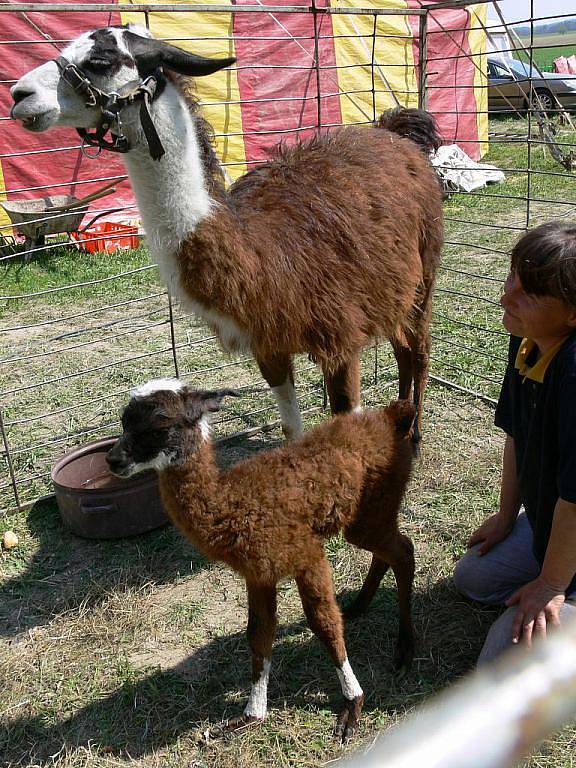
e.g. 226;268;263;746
106;440;132;477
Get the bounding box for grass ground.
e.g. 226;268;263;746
518;31;576;71
0;385;508;768
1;117;576;766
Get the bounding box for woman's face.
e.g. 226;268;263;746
500;270;576;346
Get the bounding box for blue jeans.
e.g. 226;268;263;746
454;512;576;664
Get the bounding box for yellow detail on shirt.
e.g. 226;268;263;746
515;337;568;383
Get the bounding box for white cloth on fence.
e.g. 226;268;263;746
430;144;505;193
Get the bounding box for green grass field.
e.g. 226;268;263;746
518;31;576;70
2;117;576;767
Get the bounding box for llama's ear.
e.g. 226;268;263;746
386;400;416;436
124;31;236;76
199;388;239;412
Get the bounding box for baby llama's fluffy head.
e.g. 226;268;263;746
107;379;237;476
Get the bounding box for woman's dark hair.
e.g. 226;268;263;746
511;220;576;307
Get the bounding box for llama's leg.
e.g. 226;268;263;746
257;354;303;440
408;275;434;448
409;329;431;448
232;582;278;729
343;554;390;619
295;558;364;741
345;527;415;670
391;334;413;401
323;353;361;414
378;533;416;670
392;331;424;455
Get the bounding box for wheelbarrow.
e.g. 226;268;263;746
0;180;118;256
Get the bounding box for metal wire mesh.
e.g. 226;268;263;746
1;0;575;525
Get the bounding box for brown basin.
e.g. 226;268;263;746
51;436;168;539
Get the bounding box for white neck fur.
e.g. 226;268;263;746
122;81;213;294
119;80;252;354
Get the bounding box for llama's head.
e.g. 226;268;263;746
10;25;234;140
106;378;237;477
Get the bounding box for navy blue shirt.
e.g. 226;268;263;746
495;332;576;596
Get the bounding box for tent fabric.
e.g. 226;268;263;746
0;0;488;233
331;0;419;124
407;2;487;162
120;0;247;181
232;0;342;164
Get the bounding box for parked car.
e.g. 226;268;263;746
488;55;576;113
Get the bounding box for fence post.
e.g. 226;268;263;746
167;291;180;379
0;405;21;512
342;618;576;768
371;13;377;121
311;0;322;133
418;10;428;110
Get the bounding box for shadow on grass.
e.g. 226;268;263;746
1;574;500;764
0;437;281;640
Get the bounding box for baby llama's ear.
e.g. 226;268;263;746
199;388;239;413
386;400;416;436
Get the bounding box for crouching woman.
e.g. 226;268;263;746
454;220;576;663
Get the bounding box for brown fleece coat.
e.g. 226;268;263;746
177;126;443;367
158;401;414;584
109;386;417;737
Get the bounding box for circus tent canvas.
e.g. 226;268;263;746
0;0;487;232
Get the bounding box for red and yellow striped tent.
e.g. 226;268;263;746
0;0;487;231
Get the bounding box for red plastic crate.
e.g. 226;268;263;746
72;221;140;253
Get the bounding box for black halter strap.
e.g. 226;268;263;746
54;56;165;160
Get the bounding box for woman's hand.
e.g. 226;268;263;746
506;577;565;647
467;513;515;556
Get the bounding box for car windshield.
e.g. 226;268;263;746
501;58;535;77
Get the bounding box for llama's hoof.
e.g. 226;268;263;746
333;694;364;743
342;599;367;621
205;714;262;741
393;642;414;672
225;714;263;733
281;425;302;441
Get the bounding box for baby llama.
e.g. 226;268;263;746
107;378;417;740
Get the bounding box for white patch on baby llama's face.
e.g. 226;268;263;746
130;378;185;400
243;658;271;720
122;450;177;476
336;658;363;701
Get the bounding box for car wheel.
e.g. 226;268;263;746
530;89;555;115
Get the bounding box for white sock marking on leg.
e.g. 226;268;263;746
336;658;363;700
271;379;303;440
243;658;271;719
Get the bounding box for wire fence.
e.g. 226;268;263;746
1;1;576;763
0;0;575;520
